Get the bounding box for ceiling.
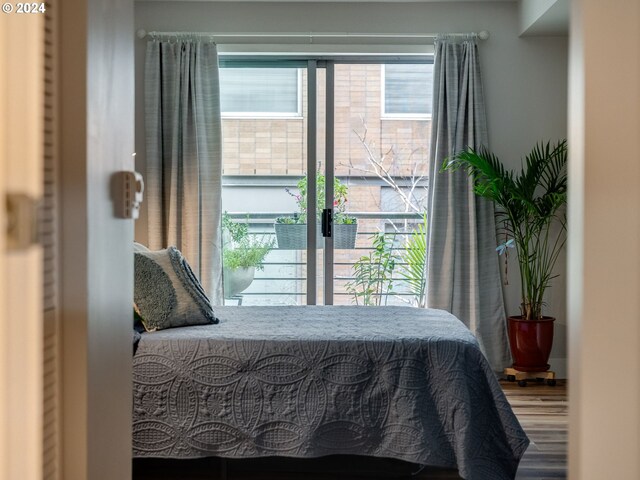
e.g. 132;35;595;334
520;0;568;35
136;0;567;35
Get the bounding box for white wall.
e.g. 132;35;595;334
134;0;568;374
60;0;135;477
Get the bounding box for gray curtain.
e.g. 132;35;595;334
426;36;511;371
144;38;223;304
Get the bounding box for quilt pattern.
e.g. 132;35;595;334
133;306;529;480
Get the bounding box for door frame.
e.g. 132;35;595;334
0;11;44;480
59;0;135;478
219;55;432;306
322;57;432;305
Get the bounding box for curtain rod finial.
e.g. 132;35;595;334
137;29;147;39
478;30;490;41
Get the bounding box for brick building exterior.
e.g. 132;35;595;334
222;64;431;180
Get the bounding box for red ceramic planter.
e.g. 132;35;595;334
508;316;555;372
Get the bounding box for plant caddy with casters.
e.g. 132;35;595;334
444;140;567;387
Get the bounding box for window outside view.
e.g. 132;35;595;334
220;62;432;307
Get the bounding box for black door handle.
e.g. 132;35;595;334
321;208;332;237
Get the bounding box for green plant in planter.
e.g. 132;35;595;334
222;213;274;271
345;232;397;306
442;140;567;321
274;214;300;225
336;215;357;225
280;172;357;225
397;217;428;308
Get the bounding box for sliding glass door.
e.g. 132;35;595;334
220;60;328;305
219;57;432;307
327;61;432;307
219;60;310;305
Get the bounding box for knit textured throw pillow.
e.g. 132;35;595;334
134;246;218;331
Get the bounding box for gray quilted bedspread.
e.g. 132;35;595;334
133;306;529;479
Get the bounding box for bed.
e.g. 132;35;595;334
132;305;529;480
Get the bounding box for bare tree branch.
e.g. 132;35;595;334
347;120;428;215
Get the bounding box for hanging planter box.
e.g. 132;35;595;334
274;222;358;249
333;223;358;249
273;223;313;250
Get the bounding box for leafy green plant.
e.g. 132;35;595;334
223;212;249;243
337;215;357;225
274;215;300;225
284;172;356;225
345;232;397;306
442;140;567;321
397;217;427;308
222;212;274;271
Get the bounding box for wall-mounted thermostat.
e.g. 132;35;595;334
115;171;144;219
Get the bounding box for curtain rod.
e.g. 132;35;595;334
136;29;490;42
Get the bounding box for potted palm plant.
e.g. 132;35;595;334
443;140;567;372
274;172;358;249
222;213;274;298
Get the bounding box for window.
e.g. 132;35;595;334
220;59;432;306
220;67;302;117
380;185;429;214
381;64;433;118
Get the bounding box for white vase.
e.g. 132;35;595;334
223;266;256;298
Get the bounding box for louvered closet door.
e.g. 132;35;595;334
42;2;61;479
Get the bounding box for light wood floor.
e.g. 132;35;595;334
506;380;568;479
133;380;568;480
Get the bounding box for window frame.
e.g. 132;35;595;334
220;67;304;119
380;64;432;120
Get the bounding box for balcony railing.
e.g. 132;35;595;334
223;211;426;307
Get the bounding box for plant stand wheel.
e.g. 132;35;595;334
503;367;557;388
